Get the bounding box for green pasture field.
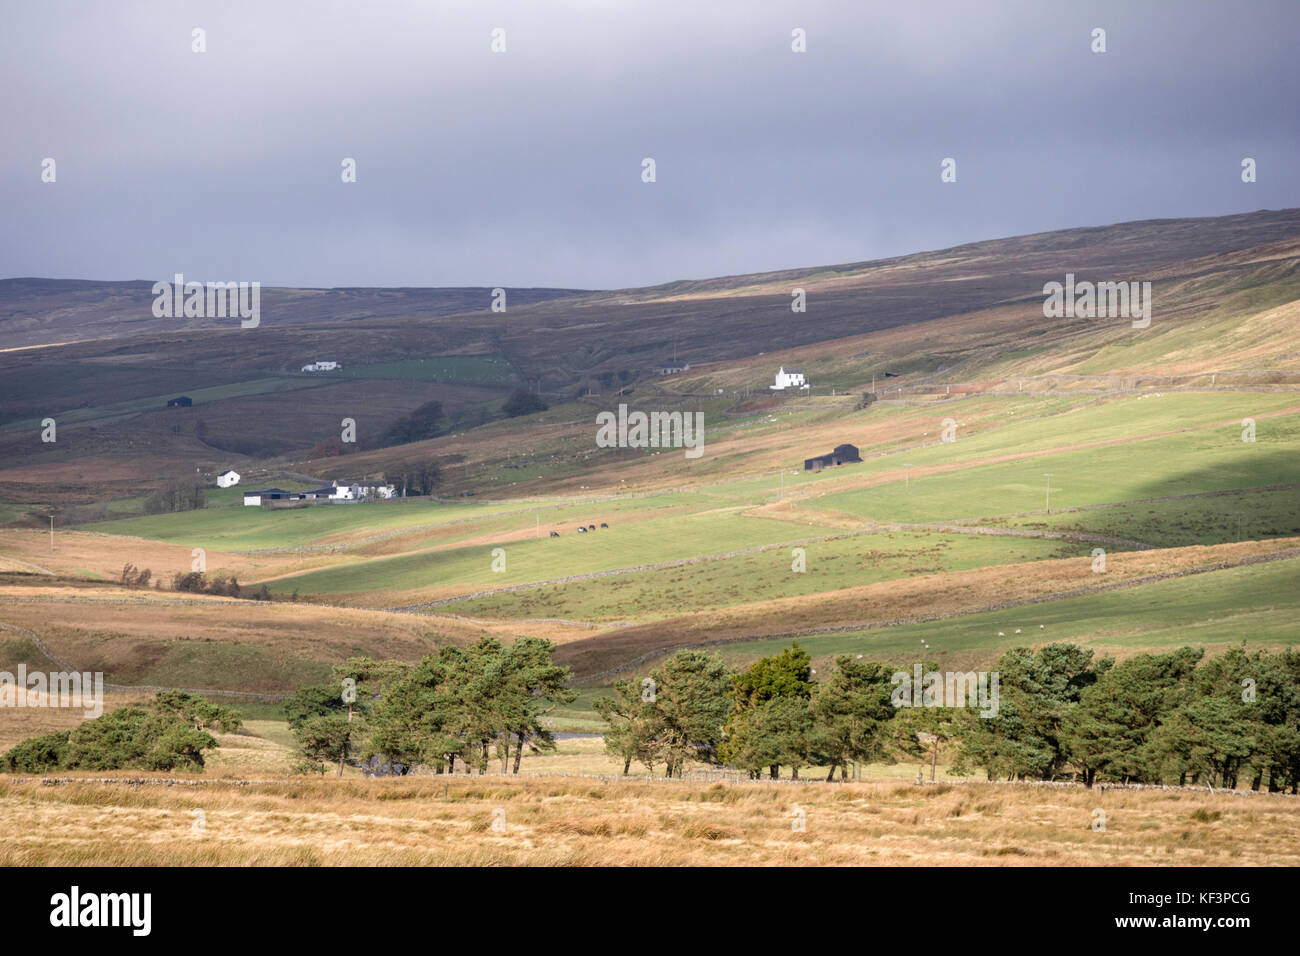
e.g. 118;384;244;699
76;488;723;553
812;426;1299;524
450;531;1070;621
989;486;1300;549
270;508;829;597
714;555;1300;669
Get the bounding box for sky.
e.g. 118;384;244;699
2;0;1298;289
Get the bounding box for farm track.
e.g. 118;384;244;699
0;556;55;575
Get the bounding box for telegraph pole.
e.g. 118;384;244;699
1043;474;1055;514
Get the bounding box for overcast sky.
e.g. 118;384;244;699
2;0;1297;289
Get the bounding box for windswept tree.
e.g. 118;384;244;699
498;638;574;773
1063;647;1200;786
720;695;815;779
367;638;573;775
3;694;227;773
954;644;1106;781
153;689;243;734
649;651;733;777
723;643;813;778
368;652;463;773
285;657;410;775
1248;648;1300;793
810;656;897;781
594;679;659;775
1148;646;1261;789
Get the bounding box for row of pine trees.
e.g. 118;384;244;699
597;643;1300;790
288;636;1300;792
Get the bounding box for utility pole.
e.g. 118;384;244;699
903;464;915;493
1043;474;1055;514
48;514;54;553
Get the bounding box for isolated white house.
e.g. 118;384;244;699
301;360;341;372
216;470;240;488
770;366;808;390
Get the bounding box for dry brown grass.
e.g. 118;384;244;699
0;529;302;583
0;773;1293;866
0;584;499;693
0;691;155;752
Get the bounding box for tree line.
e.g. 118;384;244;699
282;637;574;775
7;639;1292;791
596;643;1300;791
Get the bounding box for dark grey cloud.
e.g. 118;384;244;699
2;0;1297;289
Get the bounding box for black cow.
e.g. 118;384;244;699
587;524;595;531
577;526;587;533
549;531;559;538
600;523;608;528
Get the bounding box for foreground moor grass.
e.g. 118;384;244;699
0;776;1295;866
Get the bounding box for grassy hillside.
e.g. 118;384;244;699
1;209;1297;709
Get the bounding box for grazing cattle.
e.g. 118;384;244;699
577;526;587;533
587;524;595;531
549;531;559;537
600;523;608;528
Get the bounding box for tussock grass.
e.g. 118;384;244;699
1;775;1295;867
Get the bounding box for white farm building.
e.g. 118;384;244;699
770;366;808;390
216;470;240;488
301;360;341;372
244;481;396;507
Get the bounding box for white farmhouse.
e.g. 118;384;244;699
304;481;396;502
301;360;342;372
216;470;240;488
770;366;808;390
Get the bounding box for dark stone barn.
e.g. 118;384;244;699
804;443;862;471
